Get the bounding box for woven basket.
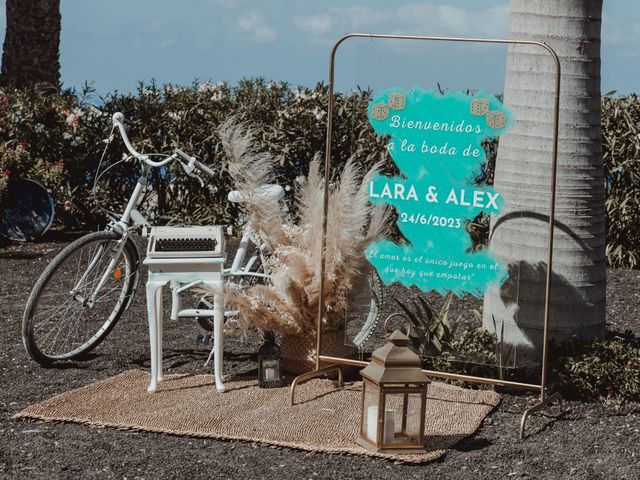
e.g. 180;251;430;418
280;330;357;375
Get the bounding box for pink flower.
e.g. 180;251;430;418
2;168;10;176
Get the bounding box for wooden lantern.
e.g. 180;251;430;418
356;331;430;452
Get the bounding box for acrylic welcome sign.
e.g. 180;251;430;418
298;35;563;429
365;87;514;298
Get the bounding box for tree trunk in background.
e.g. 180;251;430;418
483;0;605;363
1;0;61;89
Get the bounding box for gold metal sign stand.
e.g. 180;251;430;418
290;33;563;440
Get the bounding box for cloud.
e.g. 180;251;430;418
235;11;276;42
397;3;508;37
291;13;332;37
207;0;246;8
159;37;176;49
149;19;166;32
436;5;470;33
292;2;509;43
291;7;388;43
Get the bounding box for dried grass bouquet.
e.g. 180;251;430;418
215;118;389;339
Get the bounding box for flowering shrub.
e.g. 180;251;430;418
0;143;64;202
0;87;100;225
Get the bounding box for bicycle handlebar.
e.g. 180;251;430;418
111;112;215;177
175;148;216;178
112;112;146;160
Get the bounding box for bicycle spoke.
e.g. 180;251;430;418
38;293;83;347
33;295;76;323
84;246;109;292
37;291;75;299
92;285;122;305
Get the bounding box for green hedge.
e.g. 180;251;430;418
0;82;639;268
603;94;640;268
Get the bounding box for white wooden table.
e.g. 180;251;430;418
143;256;226;393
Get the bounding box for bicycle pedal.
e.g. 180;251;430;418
196;332;214;345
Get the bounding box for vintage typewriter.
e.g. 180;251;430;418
145;225;225;259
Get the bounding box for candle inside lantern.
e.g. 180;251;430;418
264;367;276;381
366;406;395;444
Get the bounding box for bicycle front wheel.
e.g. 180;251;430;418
22;230;139;364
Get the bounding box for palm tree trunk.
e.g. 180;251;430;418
1;0;61;89
483;0;605;362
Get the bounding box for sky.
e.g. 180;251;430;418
0;0;638;95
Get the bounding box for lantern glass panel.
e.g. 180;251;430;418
260;359;281;383
362;381;382;444
382;391;423;446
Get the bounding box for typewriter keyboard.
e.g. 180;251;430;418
155;237;218;252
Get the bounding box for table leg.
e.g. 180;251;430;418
155;286;163;382
145;280;165;393
211;283;225;393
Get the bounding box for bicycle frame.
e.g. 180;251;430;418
73;113;271;311
226;225;268;280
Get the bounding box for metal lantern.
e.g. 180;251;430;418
257;331;284;388
356;330;430;452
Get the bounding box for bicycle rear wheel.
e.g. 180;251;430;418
196;242;266;331
0;178;55;241
22;230;139;364
350;267;384;350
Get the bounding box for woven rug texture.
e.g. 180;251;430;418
13;370;500;464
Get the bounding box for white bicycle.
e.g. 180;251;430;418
22;112;382;365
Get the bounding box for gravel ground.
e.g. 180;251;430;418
1;233;639;480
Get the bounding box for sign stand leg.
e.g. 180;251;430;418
290;364;344;406
519;391;562;439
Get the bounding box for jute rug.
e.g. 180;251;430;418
13;370;500;464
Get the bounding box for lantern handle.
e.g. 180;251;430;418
383;313;412;337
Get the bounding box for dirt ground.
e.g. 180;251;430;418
1;233;639;480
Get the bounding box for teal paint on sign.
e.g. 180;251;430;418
365;88;514;298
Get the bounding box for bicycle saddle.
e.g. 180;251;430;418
228;185;285;204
